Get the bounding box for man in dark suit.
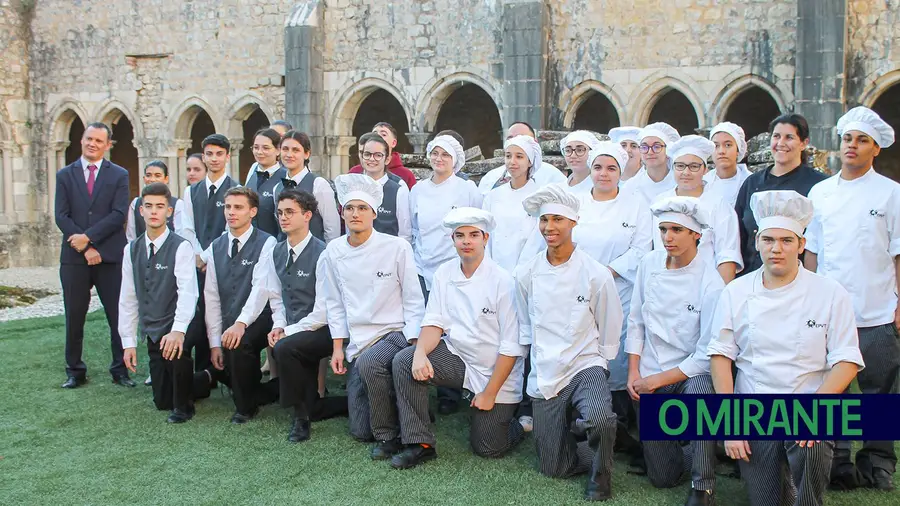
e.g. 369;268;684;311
55;122;135;388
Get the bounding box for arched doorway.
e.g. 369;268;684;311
432;83;502;161
108;114;140;198
648;88;700;136
723;86;782;138
572;91;620;133
351;88;411;166
238;107;270;183
871;84;900;182
189;109;216;156
65;117;85;165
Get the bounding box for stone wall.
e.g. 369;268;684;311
847;0;900;101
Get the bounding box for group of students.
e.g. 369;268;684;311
55;107;899;505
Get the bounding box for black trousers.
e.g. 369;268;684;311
185;269;210;372
59;262;126;379
272;326;348;421
146;336;194;412
212;310;276;415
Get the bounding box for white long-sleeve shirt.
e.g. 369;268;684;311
515;247;624;399
272;167;341;243
180;172;229;254
410;175;483;291
118;228;198;349
626;250;724;378
267;232;330;336
203;227;277;348
477;161;567;195
482;180;542;273
620;167;676;205
703;165;751;207
321;230;425;361
126;196;185;242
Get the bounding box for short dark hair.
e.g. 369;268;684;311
254;127;282;148
201;133;230;152
271;120;293;130
187;153;205;165
769;113;811;163
85;122;112;141
281;130;312;166
141;181;172;200
359;132;390;155
509;121;536;136
224;186;259;209
435;129;465;147
277;189;318;215
373;121;398;140
144;160;169;177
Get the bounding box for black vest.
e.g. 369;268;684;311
272;236;325;325
212;227;271;329
275;171;325;241
133;196;178;238
374;177;400;237
190;176;239;251
246;166;286;237
130;233;187;343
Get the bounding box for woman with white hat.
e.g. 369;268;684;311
560;130;602;194
608;126;643;182
620;122;681;204
705;122;751;207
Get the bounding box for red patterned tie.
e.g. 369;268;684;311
87;164;97;196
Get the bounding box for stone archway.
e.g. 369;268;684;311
571;90;620;133
871;83;900;182
722;86;783;138
46;104;89;213
237;107;271;183
101;110;141;199
432;83;503;160
350;89;411;166
647;88;700;135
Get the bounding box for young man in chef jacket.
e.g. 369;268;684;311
514;184;624;502
708;190;864;506
804;106;900;491
390;207;526;469
626;196;724;506
323;174;426;460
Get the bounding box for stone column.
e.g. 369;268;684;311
325;135;356;179
1;142;12;216
172;139;193;196
501;0;548;129
228;138;243;181
285;2;325;165
405;132;431;154
47;141;69;213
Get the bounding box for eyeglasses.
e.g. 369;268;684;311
276;209;298;218
252;145;275;152
361;151;386;161
640;143;665;154
563;146;589;157
429;151;453;161
673;162;705;173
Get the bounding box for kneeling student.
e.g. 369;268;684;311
391;207;526;469
119;182;198;423
626;196;724;506
514;185;624;502
709;190;864;506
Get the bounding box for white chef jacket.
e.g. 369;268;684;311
566;174;594;195
422;257;526;403
410;175;483;291
806;168;900;328
482;180;543;273
126;196;186;242
703;165;751;208
708;265;864;394
118;228;198;349
321;230;425;362
652;187;743;272
272;167;341;243
626;250;724;378
515;247;624;399
203;226;277;348
620;167;676;205
181;172;229;255
478;161;568;195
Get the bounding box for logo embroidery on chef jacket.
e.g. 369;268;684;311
621;222;636;229
481;307;497;315
241;259;254;266
376;271;393;278
297;270;311;277
686;304;700;314
575;295;588;304
155;263;168;270
869;209;885;218
806;319;826;329
377;206;393;215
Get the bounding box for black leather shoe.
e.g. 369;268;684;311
61;376;85;389
829;469;860;491
871;468;895;491
584;472;612;502
288;418;311;443
166;406;195;424
438;399;459;415
371;438;403;460
230;409;258;424
112;376;137;387
685;489;715;506
391;444;437;469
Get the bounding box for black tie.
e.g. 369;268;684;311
231;238;240;258
208;184;217;201
257;171;270;187
288;249;296;269
281;178;298;189
149;243;156;259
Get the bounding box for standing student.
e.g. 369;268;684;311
608;126;643;182
55;122;133;389
185;153;207;187
478;122;567;193
626;196;723;506
323;174;425;459
267;190;348;442
126;161;184;242
515;185;623;502
119;183;199;422
805;107;899;491
709;190;864;506
573;142;652;456
355;132;411;242
704;122;751;207
391;207;526;469
244;128;286;237
203;187;278;424
348;122;418;189
562;130;601;194
734;114;827;275
621;122;681;204
269;120;293;136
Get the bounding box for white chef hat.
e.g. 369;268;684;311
709;121;748;160
650;196;709;233
669;135;716;165
836;106;895;148
442;207;496;234
504;135;543;176
522;183;580;222
639;122;681;145
426;134;466;173
334;173;383;215
608;126;642;145
587;141;629;172
559;130;601;154
750;190;814;237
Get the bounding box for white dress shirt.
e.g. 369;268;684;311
708;265;864;394
180;172;229;254
267;231;329;335
478;162;568;195
620;167;676;205
126;196;186;242
703;165;751;207
321;230;425;362
273;167;341;243
806;168;900;327
410;175;483;291
515;247;624;399
203;226;277;348
626;250;724;378
423;257;526;404
80;157;103;181
482;180;543;273
244;162;282;184
117;228;199;349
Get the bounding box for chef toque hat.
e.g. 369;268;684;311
442;207;496;233
522;183;580;222
426;134;466;173
587;141;629;172
650;196;709;233
837;106;895;148
335;173;383;215
750;190;814;237
504;135;543;177
559;130;601;154
639;122;681;145
669;135;716;165
608;126;642;145
709;122;749;160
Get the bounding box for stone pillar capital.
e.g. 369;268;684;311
405;132;432;154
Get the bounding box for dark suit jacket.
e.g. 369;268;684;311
55;159;130;264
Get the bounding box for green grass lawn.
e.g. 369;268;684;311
1;311;897;505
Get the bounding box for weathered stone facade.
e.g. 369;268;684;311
0;0;898;267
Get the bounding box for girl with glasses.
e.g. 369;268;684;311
561;130;601;194
621;122;681;205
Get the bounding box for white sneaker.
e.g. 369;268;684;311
518;415;534;433
144;375;152;386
